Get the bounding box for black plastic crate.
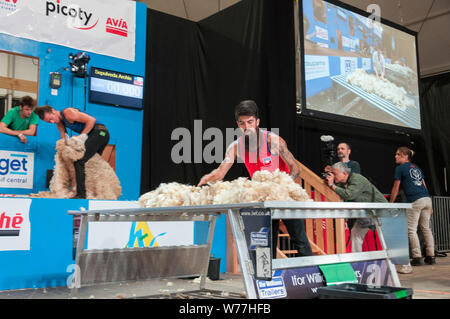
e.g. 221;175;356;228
317;283;413;299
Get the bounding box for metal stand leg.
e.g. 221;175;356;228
70;214;88;298
373;216;402;287
227;209;258;299
199;214;217;290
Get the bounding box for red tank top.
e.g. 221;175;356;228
237;130;290;178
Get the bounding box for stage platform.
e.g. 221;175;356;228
0;255;448;299
0;197;227;291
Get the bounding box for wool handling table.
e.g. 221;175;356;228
68;201;411;299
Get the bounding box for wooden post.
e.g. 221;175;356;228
313;190;324;251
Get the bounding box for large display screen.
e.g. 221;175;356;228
89;67;144;110
300;0;421;130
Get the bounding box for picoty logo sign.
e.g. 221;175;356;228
0;151;34;189
0;0;136;61
45;0;98;30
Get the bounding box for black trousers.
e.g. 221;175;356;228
74;124;110;197
272;219;313;258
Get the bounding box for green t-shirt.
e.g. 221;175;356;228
1;106;39;131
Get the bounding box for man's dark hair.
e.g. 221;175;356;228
34;105;54;120
340;142;352;150
234;100;259;121
19;96;36;109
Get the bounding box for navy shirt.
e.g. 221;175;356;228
345;160;361;174
394;162;429;202
61;108;98;134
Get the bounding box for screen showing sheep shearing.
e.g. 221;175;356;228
301;0;421;130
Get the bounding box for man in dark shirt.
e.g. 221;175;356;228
337;142;361;174
323;142;360;175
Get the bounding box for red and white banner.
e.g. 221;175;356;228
0;198;31;251
0;0;136;61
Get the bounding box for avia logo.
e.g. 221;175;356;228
126;222;166;248
45;0;99;29
0;154;28;176
106;17;128;37
0;212;23;237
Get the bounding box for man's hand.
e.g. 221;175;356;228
18;133;27;144
325;173;335;187
197;170;224;187
197;174;212;187
78;133;88;143
197;142;236;187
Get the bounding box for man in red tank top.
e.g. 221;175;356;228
198;100;312;258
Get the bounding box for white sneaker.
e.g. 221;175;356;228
397;264;413;274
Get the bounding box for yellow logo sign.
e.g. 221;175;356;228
126;222;166;248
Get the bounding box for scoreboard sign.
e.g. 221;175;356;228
89;67;144;109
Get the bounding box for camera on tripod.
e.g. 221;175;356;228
69;52;90;77
320;135;336;178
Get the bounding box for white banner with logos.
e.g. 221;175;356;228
0;150;34;189
86;201;194;250
0;198;31;251
340;56;358;75
0;0;136;61
305;55;330;81
314;25;328;41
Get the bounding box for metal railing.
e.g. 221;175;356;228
432;196;450;252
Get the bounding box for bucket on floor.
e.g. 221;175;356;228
207;257;221;280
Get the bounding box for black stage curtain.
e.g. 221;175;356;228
419;72;450;196
141;0;297;193
141;0;448;198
